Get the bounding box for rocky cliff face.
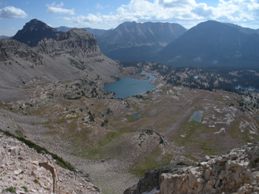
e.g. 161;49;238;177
38;29;99;56
0;131;100;194
125;143;259;194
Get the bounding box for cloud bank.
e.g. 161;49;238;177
66;0;259;29
0;6;27;19
47;2;75;15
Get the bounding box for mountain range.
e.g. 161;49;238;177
55;20;259;68
56;22;186;62
2;19;259;69
95;22;186;62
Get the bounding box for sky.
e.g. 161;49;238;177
0;0;259;36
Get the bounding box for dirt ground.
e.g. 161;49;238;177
0;83;258;194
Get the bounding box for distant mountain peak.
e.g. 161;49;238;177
21;19;54;32
159;20;259;68
97;21;186;62
192;20;230;30
116;21;185;28
13;19;60;47
27;18;46;24
202;20;221;24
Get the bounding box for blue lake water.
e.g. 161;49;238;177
104;73;155;99
190;111;203;123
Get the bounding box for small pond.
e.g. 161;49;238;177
190;111;203;123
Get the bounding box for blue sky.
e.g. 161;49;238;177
0;0;259;36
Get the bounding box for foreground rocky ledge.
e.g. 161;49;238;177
0;131;99;194
125;143;259;194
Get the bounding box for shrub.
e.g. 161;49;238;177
3;186;16;193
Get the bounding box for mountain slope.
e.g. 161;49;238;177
159;20;259;68
0;19;119;100
0;131;100;193
98;22;186;62
13;19;61;47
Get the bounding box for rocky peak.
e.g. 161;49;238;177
13;19;61;47
22;19;51;31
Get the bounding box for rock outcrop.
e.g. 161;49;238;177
37;28;99;57
125;143;259;194
0;131;100;194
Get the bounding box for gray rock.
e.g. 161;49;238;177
125;143;259;194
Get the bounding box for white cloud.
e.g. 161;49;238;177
212;0;256;22
66;0;259;29
0;6;27;19
47;2;75;15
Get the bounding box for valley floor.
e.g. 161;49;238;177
0;70;258;193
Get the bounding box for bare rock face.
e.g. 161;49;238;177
124;168;172;194
0;39;43;65
0;131;100;194
125;143;259;194
38;29;99;57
